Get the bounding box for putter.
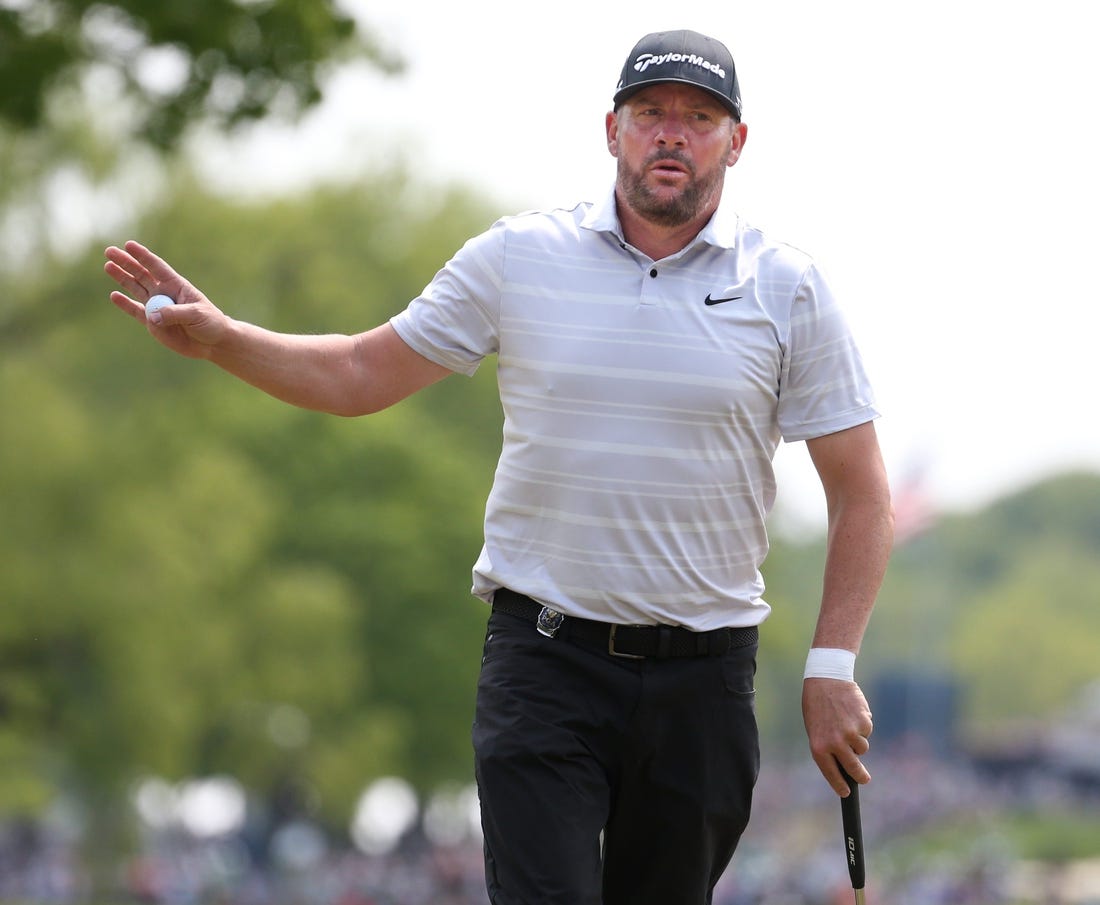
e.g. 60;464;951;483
839;767;866;905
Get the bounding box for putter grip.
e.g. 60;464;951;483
840;769;866;890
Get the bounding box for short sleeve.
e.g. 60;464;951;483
777;263;879;441
389;221;507;376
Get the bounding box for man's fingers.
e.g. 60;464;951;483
819;753;871;795
124;240;181;287
104;255;151;301
105;242;184;302
108;289;146;321
815;740;871;794
842;755;871;787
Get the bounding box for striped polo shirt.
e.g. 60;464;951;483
390;186;878;630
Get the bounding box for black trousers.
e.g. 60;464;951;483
472;609;760;905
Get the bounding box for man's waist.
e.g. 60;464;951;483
491;588;758;660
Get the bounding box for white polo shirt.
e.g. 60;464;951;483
390;187;878;630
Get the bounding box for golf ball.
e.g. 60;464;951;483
145;294;175;316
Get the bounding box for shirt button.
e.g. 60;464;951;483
649;268;658;278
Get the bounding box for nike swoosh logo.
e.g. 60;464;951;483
704;293;742;306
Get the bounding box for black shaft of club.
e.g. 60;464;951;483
840;768;866;891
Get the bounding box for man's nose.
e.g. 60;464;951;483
655;116;688;147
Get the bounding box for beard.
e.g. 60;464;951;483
617;150;727;228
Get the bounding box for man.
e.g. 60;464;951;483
105;29;893;905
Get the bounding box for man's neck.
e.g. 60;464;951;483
615;192;718;261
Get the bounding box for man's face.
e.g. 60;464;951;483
607;83;746;228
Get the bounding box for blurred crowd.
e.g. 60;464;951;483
3;738;1099;905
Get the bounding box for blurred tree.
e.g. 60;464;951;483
0;169;503;846
950;546;1100;731
755;533;827;750
0;0;401;331
0;0;397;150
862;471;1100;747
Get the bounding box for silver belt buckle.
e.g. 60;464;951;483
536;606;565;638
608;625;645;659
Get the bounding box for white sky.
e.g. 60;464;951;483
194;0;1099;528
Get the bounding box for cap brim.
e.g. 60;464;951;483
613;79;741;118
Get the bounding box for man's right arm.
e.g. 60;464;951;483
105;241;452;416
211;320;451;415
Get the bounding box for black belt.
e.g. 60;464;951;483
492;588;758;660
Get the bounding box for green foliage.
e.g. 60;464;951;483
0;0;393;149
755;536;827;747
861;472;1100;734
0;171;501;832
0;0;401;351
950;546;1100;729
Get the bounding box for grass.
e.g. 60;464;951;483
882;806;1100;866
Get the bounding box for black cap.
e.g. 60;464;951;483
613;30;742;121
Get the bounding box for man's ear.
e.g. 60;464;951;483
606;110;619;158
726;121;749;167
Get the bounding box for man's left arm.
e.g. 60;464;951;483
803;420;895;795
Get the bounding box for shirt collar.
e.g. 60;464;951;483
696;197;740;250
581;183;740;252
580;184;623;236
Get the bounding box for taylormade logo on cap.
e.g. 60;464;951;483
632;51;727;82
613;30;742;120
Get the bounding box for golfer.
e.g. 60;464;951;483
105;28;893;905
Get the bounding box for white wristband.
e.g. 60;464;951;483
803;647;856;681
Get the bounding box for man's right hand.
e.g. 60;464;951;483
104;241;229;358
104;239;453;416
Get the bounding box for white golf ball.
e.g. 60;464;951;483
145;294;176;317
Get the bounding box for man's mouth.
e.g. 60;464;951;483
648;154;692;179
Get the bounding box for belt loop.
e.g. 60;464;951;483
657;626;672;659
697;632;709;656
